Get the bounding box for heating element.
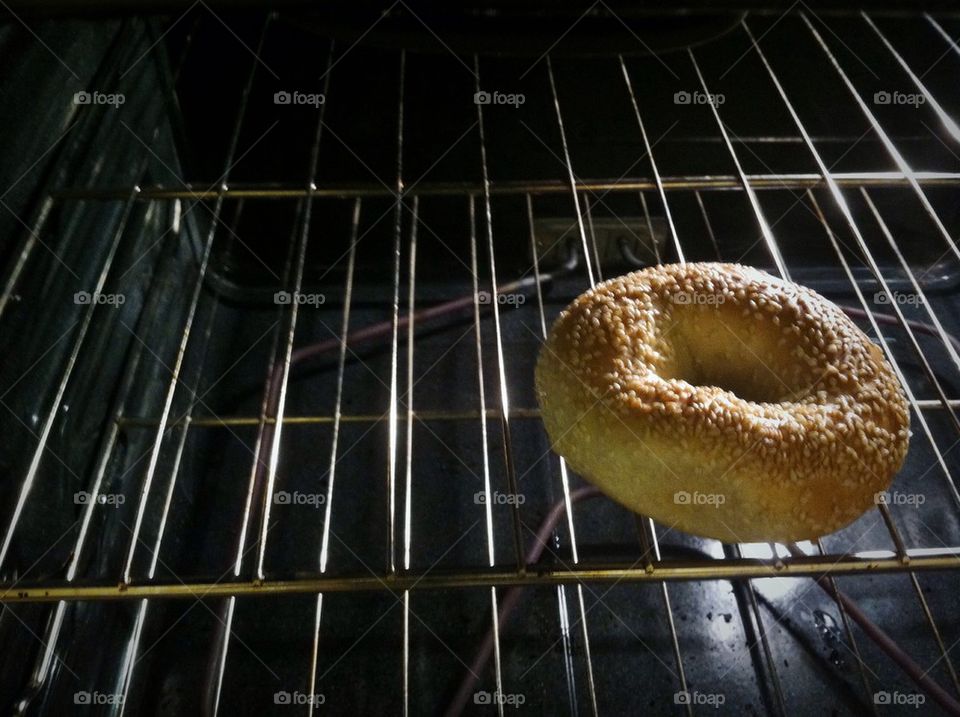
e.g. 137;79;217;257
2;6;960;715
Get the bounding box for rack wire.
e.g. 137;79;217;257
3;6;960;715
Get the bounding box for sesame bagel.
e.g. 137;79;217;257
535;262;910;543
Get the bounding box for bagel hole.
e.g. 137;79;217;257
670;360;791;403
660;313;803;403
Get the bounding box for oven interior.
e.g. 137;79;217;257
2;4;960;715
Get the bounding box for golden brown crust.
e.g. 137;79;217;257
535;262;910;542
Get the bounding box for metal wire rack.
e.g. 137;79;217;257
3;6;960;715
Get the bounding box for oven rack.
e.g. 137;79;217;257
45;171;960;201
3;8;960;715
